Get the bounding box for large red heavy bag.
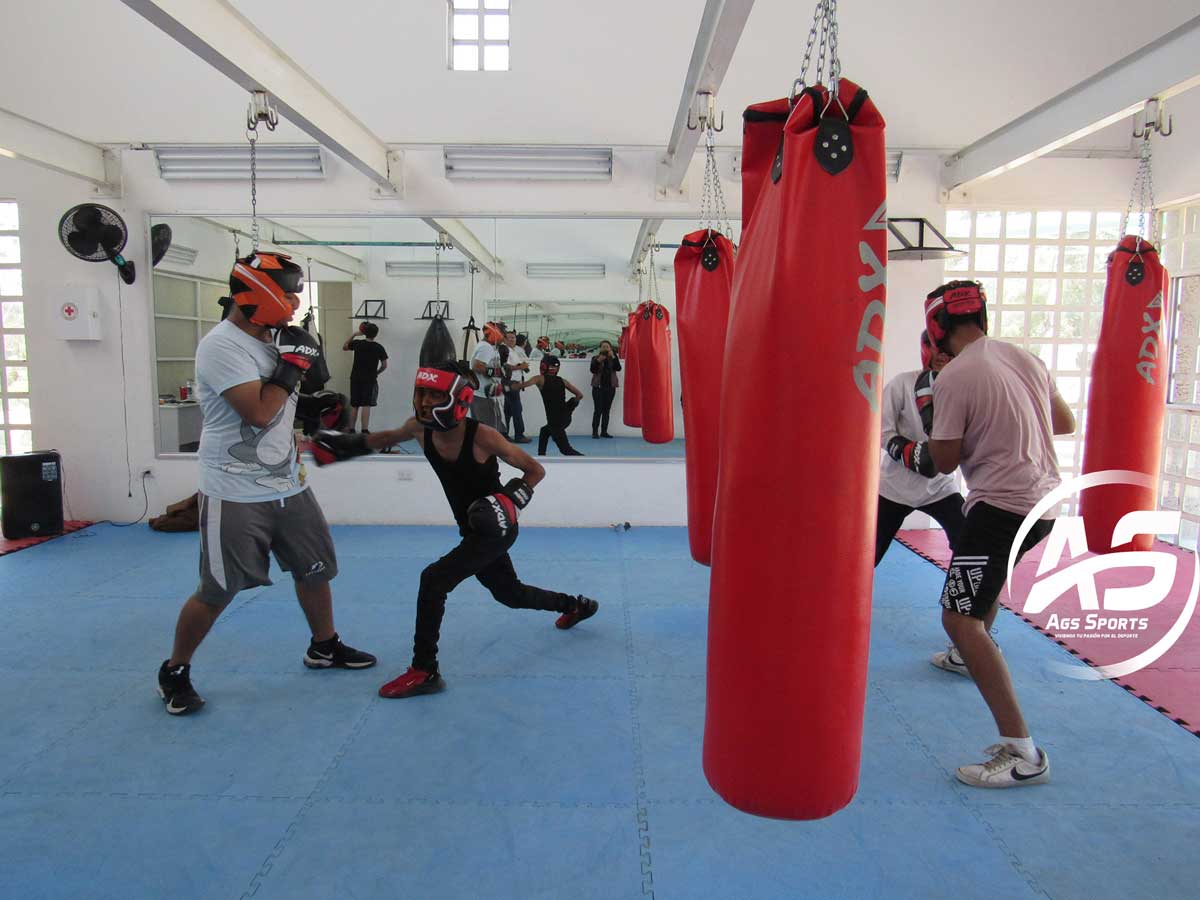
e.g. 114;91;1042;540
704;79;887;820
741;99;791;228
676;229;735;564
618;324;629;360
636;302;674;443
1080;237;1170;552
622;307;644;427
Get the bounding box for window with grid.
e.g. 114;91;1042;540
152;273;320;402
943;208;1132;512
0;200;31;458
1155;203;1200;549
448;0;510;71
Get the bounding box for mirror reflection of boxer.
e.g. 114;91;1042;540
307;361;600;699
470;322;506;430
922;280;1075;788
515;355;585;456
157;252;376;716
343;321;388;434
875;330;965;565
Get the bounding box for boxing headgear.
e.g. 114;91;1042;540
919;330;934;370
924;280;988;351
230;252;304;328
413;366;475;432
482;322;505;345
540;354;560;376
536;336;550;351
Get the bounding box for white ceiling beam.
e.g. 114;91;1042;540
658;0;756;191
197;217;365;280
420;217;502;279
0;107;118;188
120;0;401;193
628;217;664;278
942;14;1200;191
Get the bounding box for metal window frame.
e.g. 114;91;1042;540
0;200;28;456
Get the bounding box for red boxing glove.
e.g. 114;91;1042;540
305;430;371;467
466;478;533;538
915;369;936;437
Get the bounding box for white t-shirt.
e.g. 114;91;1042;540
506;344;529;382
472;340;501;394
195;320;303;502
879;370;961;509
932;337;1062;516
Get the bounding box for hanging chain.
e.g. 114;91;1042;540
648;244;661;303
826;0;841;99
469;262;476;318
699;126;732;241
1124;137;1159;246
248;128;259;252
790;1;841;104
434;239;442;301
245;91;278;254
792;2;825;99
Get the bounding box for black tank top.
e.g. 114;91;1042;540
539;373;567;423
423;418;502;530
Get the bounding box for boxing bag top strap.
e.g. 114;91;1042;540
772;86;829;184
743;108;789;123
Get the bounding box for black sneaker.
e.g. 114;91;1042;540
158;660;205;715
304;633;378;669
555;596;600;630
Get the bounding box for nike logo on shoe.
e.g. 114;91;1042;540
309;649;333;660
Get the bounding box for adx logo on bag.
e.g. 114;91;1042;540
1008;470;1198;680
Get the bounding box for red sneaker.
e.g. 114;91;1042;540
378;667;445;699
555;596;600;630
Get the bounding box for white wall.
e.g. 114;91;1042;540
1152;86;1200;207
5;144;1153;527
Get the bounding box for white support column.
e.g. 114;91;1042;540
0;108;117;188
657;0;756;191
420;217;502;280
120;0;401;193
942;14;1200;191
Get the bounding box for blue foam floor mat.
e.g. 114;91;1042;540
1;524;1197;899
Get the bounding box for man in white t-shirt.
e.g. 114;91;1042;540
156;252;375;716
470;322;505;429
876;330;964;565
502;330;532;443
922;280;1075;789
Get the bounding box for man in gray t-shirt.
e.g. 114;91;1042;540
157;252;376;716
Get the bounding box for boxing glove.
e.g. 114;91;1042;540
915;369;936;437
886;435;936;478
565;397;580;414
466;478;533;538
269;326;323;394
307;430;371;467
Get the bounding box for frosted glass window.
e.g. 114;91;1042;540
976;211;1001;239
1062;245;1089;273
1003;244;1029;272
0;202;18;230
483;44;509;70
1031;280;1057;305
453;0;479;8
484;14;509;39
1065;211;1092;239
453;44;479;70
1002;280;1028;305
999;310;1026;337
153;275;196;316
3;334;25;361
7;396;30;425
454;14;479;39
484;0;509;7
1060;279;1087;306
945;253;969;272
1;301;24;328
0;236;19;264
945;210;971;238
9;429;31;454
974;244;999;271
1034;246;1059;272
1036;211;1062;239
1095;212;1122;241
1005;212;1032;239
0;269;21;296
1058;344;1084;371
5;366;29;393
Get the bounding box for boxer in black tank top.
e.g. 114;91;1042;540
356;360;600;699
514;355;585;456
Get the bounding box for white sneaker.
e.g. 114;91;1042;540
956;744;1049;788
931;644;972;678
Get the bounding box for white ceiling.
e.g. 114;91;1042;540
0;0;1194;149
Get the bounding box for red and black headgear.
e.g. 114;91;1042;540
482;322;505;345
229;252;304;328
919;330;934;369
924;280;988;352
540;354;560;376
413;365;475;432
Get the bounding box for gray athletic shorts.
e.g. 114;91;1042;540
196;489;338;608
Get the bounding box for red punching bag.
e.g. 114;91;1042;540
622;306;644;428
1080;236;1170;552
705;79;887;820
741;99;791;226
636;302;674;443
676;230;735;564
618;324;629;360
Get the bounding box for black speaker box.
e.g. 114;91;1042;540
1;451;65;539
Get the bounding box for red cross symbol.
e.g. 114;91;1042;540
62;303;77;319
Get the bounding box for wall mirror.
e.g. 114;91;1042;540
149;215;740;460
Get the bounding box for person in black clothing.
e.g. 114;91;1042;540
343;321;388;433
306;360;600;699
589;340;621;439
515;355;585;456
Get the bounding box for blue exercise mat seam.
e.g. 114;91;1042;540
895;536;1200;741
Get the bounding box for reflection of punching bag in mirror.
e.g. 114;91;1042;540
636;302;674;443
676;229;735;564
420;315;458;367
622;306;644;428
705;77;887;822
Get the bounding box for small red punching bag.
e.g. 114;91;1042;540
1080;236;1170;552
705;79;887;821
622;306;645;428
676;230;735;564
636;302;674;443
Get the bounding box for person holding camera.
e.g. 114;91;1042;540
589;340;621;439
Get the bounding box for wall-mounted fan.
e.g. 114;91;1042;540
58;203;137;284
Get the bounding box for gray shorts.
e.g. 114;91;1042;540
196;489;338;608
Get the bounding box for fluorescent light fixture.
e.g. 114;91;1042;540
526;262;606;279
161;244;198;267
385;260;467;277
445;146;612;181
887;150;903;183
153;145;325;180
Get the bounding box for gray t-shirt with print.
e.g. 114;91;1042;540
195;319;303;502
